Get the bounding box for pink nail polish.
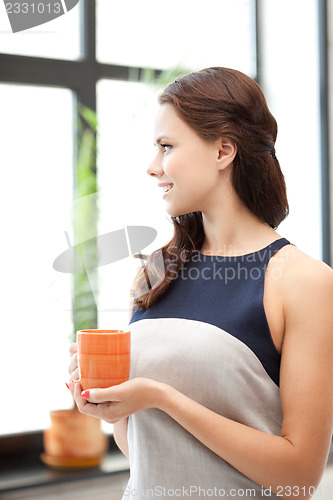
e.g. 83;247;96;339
65;382;69;389
81;390;90;399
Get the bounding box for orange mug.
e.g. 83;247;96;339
77;329;131;390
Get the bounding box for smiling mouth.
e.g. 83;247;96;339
163;184;173;193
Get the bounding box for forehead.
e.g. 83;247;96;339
154;104;190;139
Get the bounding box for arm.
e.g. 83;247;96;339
113;417;129;458
73;260;333;498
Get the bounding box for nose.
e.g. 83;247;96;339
147;155;164;178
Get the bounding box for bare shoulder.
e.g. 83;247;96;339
277;243;333;284
271;243;333;311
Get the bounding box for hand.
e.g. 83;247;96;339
68;343;79;383
69;378;164;424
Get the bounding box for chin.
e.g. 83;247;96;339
166;207;195;218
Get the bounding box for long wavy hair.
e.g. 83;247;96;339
133;67;289;310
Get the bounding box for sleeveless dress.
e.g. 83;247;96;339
124;237;290;499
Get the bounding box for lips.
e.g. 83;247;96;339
158;182;174;195
162;184;173;193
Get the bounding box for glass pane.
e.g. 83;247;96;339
96;80;173;329
97;0;256;76
0;84;74;435
0;0;81;60
260;0;322;259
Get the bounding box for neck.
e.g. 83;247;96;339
200;179;279;256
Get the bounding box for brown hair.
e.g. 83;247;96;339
133;67;289;310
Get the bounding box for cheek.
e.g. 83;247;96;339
162;157;182;180
163;147;215;186
164;152;202;181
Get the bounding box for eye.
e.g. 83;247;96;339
160;143;172;153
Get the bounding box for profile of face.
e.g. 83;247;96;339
147;104;237;218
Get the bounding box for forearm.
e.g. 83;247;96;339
157;383;317;497
113;418;129;458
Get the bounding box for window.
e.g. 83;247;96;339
259;0;323;260
96;0;256;76
0;0;81;59
0;84;74;434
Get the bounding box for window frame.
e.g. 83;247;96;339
318;0;332;265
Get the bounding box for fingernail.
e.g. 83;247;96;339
65;382;69;389
81;390;90;399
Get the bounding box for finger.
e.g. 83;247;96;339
80;385;121;404
73;380;88;409
69;343;77;355
74;381;103;417
67;379;81;397
68;352;78;374
69;367;80;382
67;379;75;397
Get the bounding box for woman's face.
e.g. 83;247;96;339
147;104;228;217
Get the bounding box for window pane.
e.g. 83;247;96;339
0;84;74;435
97;0;256;76
96;80;173;329
0;1;81;60
260;0;322;259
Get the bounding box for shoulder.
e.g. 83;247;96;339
276;243;333;292
271;243;333;322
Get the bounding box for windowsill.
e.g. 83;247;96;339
0;433;129;495
1;436;331;496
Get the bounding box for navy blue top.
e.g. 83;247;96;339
131;237;290;386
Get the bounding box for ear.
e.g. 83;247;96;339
216;138;237;170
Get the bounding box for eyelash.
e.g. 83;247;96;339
160;143;172;153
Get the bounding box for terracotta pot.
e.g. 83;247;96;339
42;408;108;469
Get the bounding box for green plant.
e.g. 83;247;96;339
71;103;99;343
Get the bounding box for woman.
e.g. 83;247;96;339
68;67;333;499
